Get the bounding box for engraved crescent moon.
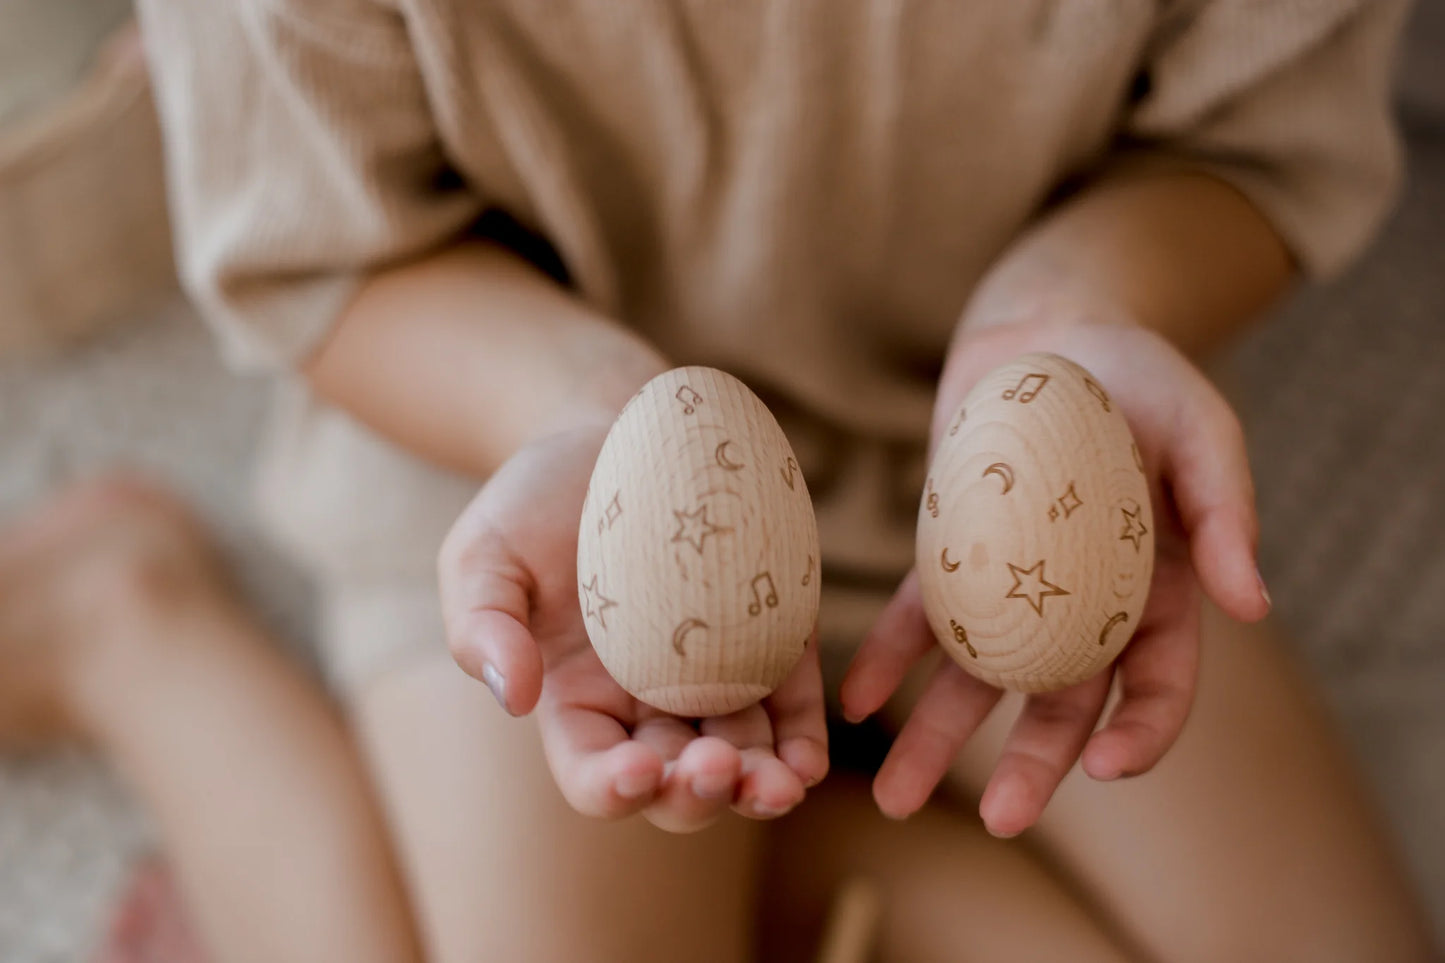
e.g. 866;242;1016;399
983;462;1015;494
672;617;708;656
941;548;961;573
715;441;745;472
1098;611;1129;647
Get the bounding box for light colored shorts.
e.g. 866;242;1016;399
251;380;898;696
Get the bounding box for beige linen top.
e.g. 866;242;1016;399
136;0;1406;638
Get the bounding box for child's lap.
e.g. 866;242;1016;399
260;393;1426;958
937;605;1429;962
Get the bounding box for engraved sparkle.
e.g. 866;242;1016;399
1049;482;1082;522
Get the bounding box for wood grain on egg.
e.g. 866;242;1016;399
578;366;820;716
917;353;1154;692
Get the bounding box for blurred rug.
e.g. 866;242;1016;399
0;298;312;962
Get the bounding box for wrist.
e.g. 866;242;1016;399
957;282;1141;340
946;298;1141;378
521;343;669;445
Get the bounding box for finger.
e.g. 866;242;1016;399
438;524;546;715
872;660;1001;819
536;686;664;819
642;736;744;834
840;571;938;723
736;748;806;819
1161;390;1270;623
701;704;805;819
1082;568;1201;782
978;671;1112;838
764;635;830;788
630;713;701;764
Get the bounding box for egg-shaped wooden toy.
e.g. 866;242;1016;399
916;353;1153;692
578;366;821;716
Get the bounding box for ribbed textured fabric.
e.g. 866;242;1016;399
132;0;1409;678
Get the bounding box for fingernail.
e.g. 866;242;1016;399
692;771;734;801
481;663;508;711
1256;568;1273;611
753;801;794;818
982;780;1025;838
616;771;656;800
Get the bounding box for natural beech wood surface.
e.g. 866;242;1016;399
578;366;821;716
917;353;1154;692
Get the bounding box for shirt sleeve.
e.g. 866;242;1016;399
136;0;483;371
1122;0;1411;279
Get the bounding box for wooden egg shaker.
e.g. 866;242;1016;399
917;353;1154;692
578;366;820;716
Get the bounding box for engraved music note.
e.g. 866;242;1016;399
675;384;703;415
1002;372;1050;403
948;407;967;436
748;572;779;615
925;477;939;518
950;619;978;659
802;555;814;586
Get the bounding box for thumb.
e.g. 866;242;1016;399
1162;386;1270;624
438;521;546;715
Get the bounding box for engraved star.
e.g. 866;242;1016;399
671;504;729;555
1005;560;1071;617
580;574;617;630
1119;505;1149;553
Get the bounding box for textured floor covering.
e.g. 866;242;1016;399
1225;116;1445;938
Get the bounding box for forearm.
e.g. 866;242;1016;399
302;240;667;478
961;164;1296;357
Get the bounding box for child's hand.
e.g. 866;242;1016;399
439;422;828;833
841;319;1271;835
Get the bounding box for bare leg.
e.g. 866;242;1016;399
96;859;208;963
344;626;764;963
0;479;422;963
758;774;1135;963
945;605;1436;962
253;395;768;963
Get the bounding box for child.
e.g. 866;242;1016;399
96;0;1433;958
